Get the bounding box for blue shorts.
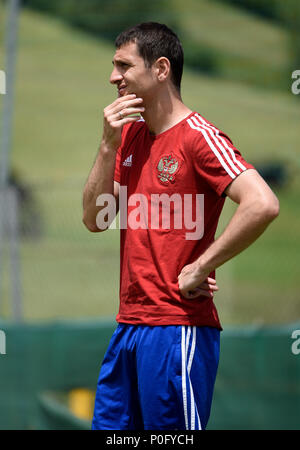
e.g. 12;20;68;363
92;323;220;430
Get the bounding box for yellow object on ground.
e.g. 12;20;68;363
69;389;95;421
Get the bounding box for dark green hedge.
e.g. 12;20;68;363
15;0;299;86
216;0;300;82
21;0;220;76
22;0;179;41
214;0;282;25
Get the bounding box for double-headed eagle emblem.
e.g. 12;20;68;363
157;154;179;184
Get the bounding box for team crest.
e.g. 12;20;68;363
156;154;180;185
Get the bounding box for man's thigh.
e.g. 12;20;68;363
92;324;143;430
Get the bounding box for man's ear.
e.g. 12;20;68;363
154;57;171;82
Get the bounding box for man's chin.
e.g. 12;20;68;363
119;89;127;97
118;88;136;97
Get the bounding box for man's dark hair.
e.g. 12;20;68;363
115;22;184;93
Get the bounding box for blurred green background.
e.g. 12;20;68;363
0;0;299;430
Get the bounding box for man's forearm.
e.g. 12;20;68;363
82;142;117;231
178;195;279;299
83;94;144;232
197;198;279;276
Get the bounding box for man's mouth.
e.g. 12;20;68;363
118;85;127;96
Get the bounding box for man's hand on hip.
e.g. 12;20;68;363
178;261;218;299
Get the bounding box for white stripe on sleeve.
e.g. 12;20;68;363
195;113;247;172
191;115;241;176
187;118;237;179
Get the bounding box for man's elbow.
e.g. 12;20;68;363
259;195;280;223
82;211;112;233
269;197;280;220
82;212;108;233
82;216;100;232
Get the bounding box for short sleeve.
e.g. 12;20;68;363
113;120;145;184
113;123;131;183
114;146;121;183
189;117;254;196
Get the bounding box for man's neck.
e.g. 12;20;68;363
141;87;192;136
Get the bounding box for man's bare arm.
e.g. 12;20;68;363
82;146;119;232
82;94;144;232
178;169;280;298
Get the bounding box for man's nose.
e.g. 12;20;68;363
110;67;123;85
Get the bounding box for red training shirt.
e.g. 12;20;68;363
113;111;254;329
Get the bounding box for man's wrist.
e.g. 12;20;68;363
195;255;214;278
100;139;119;156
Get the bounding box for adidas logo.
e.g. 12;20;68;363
122;154;133;167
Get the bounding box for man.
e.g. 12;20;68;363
83;22;279;430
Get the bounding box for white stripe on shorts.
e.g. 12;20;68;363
181;326;202;430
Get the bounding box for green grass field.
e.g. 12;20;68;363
174;0;290;89
0;4;300;325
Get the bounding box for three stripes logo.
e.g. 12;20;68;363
122;154;133;167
